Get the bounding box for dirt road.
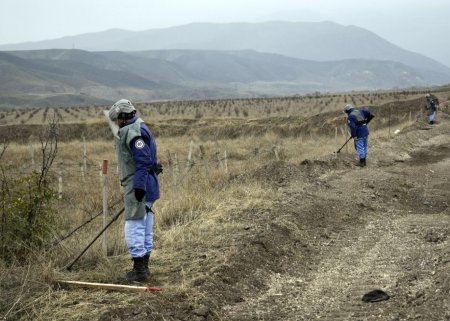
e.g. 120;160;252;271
218;115;450;320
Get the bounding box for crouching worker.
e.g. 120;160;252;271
344;104;374;167
108;99;161;283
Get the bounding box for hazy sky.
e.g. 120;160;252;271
1;0;449;66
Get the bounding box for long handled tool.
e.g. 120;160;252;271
65;207;124;271
336;136;353;154
55;280;162;293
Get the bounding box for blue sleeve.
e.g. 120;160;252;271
362;109;372;119
130;125;157;190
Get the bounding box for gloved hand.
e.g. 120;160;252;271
154;163;163;175
134;188;146;202
366;114;375;124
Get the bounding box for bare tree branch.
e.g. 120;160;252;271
0;141;8;160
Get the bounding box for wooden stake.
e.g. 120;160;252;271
174;153;179;176
82;136;87;172
224;150;228;174
55;280;162;293
81;166;85;183
272;145;280;161
58;171;62;199
167;150;176;188
186;140;194;171
388;104;391;139
335;126;338;158
199;145;210;182
29;142;35;169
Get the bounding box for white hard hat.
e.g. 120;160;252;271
344;104;353;113
108;99;136;121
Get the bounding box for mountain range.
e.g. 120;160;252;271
1;21;449;108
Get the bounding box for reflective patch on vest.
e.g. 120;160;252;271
135;139;145;149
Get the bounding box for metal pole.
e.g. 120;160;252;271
65;207;124;271
336;136;352;154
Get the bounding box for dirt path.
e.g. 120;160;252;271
222;116;450;320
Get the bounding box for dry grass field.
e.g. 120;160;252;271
1;87;450;320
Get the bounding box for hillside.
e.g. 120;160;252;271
2;21;450;109
1;48;448;109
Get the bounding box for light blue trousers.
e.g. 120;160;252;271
428;111;436;123
355;137;368;160
124;201;154;258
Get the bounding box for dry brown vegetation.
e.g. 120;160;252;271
0;89;438;126
1;87;450;320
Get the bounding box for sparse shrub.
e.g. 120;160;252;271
0;117;59;262
0;171;57;262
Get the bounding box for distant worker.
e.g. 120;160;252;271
107;99;161;283
344;104;374;167
425;93;438;124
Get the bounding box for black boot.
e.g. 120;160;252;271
359;158;366;167
143;253;150;276
123;256;148;283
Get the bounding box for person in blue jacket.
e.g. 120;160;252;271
426;94;438;124
108;99;161;282
344;104;374;167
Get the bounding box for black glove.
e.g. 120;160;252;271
134;188;146;202
148;163;163;175
154;163;163;175
366;114;374;124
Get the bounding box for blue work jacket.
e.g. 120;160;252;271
346;108;372;138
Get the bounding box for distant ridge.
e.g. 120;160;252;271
1;47;448;109
2;22;450;108
1;21;449;77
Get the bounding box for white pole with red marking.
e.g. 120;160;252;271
102;160;109;256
